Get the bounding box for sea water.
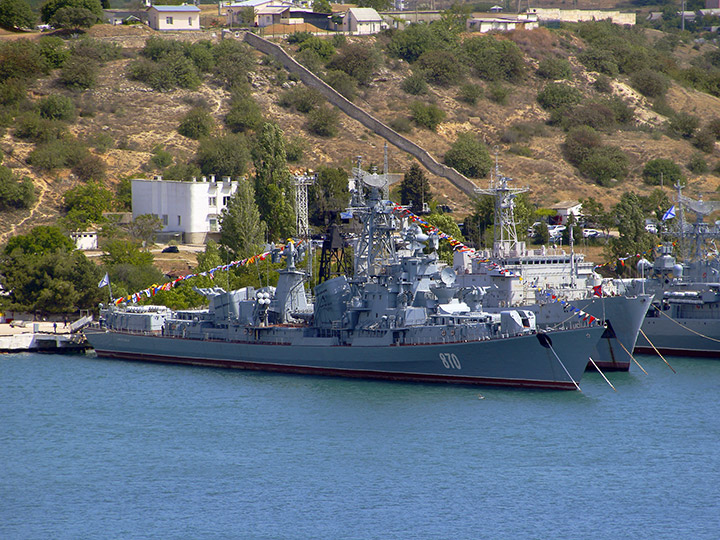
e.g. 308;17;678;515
1;352;719;540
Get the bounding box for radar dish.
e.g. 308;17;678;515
680;194;720;217
353;167;388;189
440;267;457;286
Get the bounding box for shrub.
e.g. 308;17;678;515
536;57;572;80
693;128;716;153
27;138;90;171
578;146;628;186
563;126;602;166
14;112;67;143
38;37;70;69
559;102;616;131
324;70;357;101
577;48;619;76
462;35;524;81
631;69;670;98
592;74;613;93
416;50;464;86
195;133;250;177
307;105;339;137
500;122;546;144
457;83;482;105
0;78;27;106
285;136;305;163
278;86;323;113
508;145;533;157
706;118;720;139
72;154;106;182
401;72;428;95
667;112;700;139
410;101;445;131
0;40;48;82
72;38;122;63
151;146;172;169
178;107;214;139
298;36;335;61
37;94;76;122
487;82;510;105
389;116;412;133
0;166;34;209
443;132;492;178
287;31;313;44
129;52;201;91
687;153;709;174
59;57;98;90
225;95;262;133
642;158;682;186
537;82;582;111
327;43;381;85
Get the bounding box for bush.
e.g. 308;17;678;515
410;101;445;131
38;37;70;69
27;138;90;171
324;70;357;101
687;153;709;174
563;126;602;166
0;78;27;106
537;82;582;111
14;112;67;143
487;82;510;105
151;146;172;169
298;36;335;61
72;154;106;182
0;166;34;209
631;69;670;98
457;83;482;105
536;57;572;80
667;112;700;139
327;43;381;85
642;158;682;186
444;132;492;178
389;116;412;133
401;72;428;95
278;86;323;113
0;39;48;82
129;52;201;91
287;31;313;44
461;35;524;82
592;74;613;93
500;122;546;144
307;105;339;137
37;94;76;122
178;107;214;139
508;144;533;157
72;38;122;63
706;118;720;139
578;146;628;186
577;48;619;76
693;128;716;153
225;94;262;133
416;50;464;86
195;133;250;177
285;136;305;163
59;57;98;90
559;102;616;131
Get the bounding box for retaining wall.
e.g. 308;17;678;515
242;32;479;197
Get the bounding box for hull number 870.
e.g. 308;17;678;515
440;353;462;369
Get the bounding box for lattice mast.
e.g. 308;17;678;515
294;174;314;241
474;154;529;258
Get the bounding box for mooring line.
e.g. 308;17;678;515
639;328;676;373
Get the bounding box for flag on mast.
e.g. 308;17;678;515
98;273;110;288
662;205;676;221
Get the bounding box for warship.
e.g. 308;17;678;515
85;174;606;390
612;185;720;357
451;165;651;371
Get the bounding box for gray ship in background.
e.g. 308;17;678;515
452;165;651;371
85;171;607;390
613;185;720;357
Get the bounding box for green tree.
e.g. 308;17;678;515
129;214;163;246
642;158;682;186
578;146;628;187
0;40;47;82
399;163;432;215
307;105;339;137
196;239;223;271
252;123;294;241
298;36;335;62
50;6;100;28
0;165;34;209
178;107;214;139
443;133;492;178
357;0;390;11
59;56;98;90
0;0;35;30
4;225;73;255
461;35;524;82
426;211;463;264
537;82;583;111
40;0;103;23
195;133;250;177
327;43;380;85
410;101;445;131
309;166;349;226
115;177;132;211
219;178;267;259
225;92;263;133
38;94;76;122
607;192;655;266
312;0;331;13
62;181;112;230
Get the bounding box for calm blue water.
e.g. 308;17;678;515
1;352;719;540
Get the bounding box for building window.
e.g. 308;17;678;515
177;215;181;226
223;196;230;206
166;17;173;24
209;196;216;206
209;218;218;232
162;214;168;226
188;17;193;25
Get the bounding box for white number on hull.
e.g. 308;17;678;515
440;353;462;369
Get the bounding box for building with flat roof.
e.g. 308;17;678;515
147;4;201;31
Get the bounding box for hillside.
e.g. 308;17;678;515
2;21;720;244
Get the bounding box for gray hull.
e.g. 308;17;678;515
635;316;720;357
85;326;605;390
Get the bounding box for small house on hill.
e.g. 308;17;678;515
342;7;384;34
147;4;201;31
549;201;583;225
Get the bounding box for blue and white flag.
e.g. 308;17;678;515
662;205;676;221
98;273;110;288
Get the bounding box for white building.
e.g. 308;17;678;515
466;13;538;33
70;231;98;250
342;7;384;34
147;4;201;31
224;0;294;26
131;175;239;244
549;201;583;225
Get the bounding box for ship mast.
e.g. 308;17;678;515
474;153;529;259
